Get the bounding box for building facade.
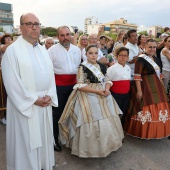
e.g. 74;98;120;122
84;17;98;34
147;26;162;38
103;18;137;33
0;2;14;34
87;25;100;35
137;25;149;33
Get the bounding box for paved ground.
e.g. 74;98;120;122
0;123;170;170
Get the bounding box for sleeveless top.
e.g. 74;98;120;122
160;50;170;71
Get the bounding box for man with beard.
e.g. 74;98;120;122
48;26;81;152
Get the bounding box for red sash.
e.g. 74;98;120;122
55;74;76;86
110;80;130;94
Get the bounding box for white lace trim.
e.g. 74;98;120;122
159;110;168;123
135;109;169;124
137;111;152;125
73;84;87;90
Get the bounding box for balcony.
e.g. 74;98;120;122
0;20;13;25
0;17;13;21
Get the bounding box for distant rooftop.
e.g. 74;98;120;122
103;18;137;26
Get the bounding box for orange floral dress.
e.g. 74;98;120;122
124;56;170;139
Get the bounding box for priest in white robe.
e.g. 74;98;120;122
1;13;58;170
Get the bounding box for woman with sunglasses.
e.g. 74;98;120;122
77;34;88;51
124;39;170;139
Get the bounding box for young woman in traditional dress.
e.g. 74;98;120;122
59;44;124;157
124;39;170;139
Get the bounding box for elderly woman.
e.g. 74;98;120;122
124;39;170;139
0;34;13;125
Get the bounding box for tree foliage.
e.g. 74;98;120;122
41;27;58;36
0;27;4;32
105;32;117;41
138;30;148;36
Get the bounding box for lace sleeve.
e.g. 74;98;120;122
105;67;113;86
77;66;84;84
105;74;113;86
73;66;87;89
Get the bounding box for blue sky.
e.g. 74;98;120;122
3;0;169;31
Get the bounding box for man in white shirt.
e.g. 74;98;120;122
82;33;108;65
48;26;81;152
125;29;142;79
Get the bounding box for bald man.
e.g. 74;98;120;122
2;13;58;170
81;33;109;65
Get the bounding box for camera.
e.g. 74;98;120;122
74;26;78;33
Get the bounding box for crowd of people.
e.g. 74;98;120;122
0;13;170;170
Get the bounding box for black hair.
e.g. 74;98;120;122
85;44;98;52
164;36;170;42
99;35;106;40
115;46;129;56
0;34;13;44
164;27;170;32
127;29;137;39
20;14;24;25
145;39;156;45
57;26;70;36
137;34;146;46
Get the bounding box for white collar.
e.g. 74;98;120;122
127;41;137;46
